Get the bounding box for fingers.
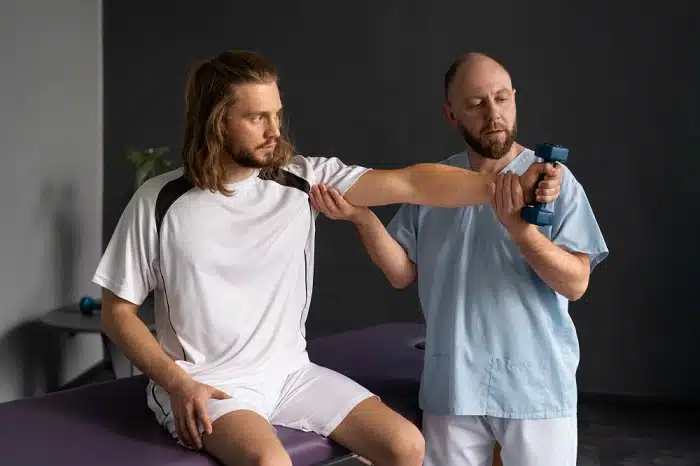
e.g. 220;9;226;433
496;173;507;211
184;402;202;450
174;407;188;449
310;184;357;220
310;185;334;216
198;387;230;438
545;162;562;178
178;385;229;447
493;172;526;214
504;172;515;211
328;187;350;210
210;387;231;400
536;187;560;204
175;405;197;450
195;397;213;436
309;189;320;211
536;164;562;203
536;182;560;202
322;185;344;212
510;172;524;208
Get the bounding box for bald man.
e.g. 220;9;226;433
309;52;609;466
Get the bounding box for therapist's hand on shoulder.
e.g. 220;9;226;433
310;184;371;224
168;376;231;450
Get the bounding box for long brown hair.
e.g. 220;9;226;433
181;50;295;195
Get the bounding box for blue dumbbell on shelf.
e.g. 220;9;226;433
78;295;101;315
521;143;569;227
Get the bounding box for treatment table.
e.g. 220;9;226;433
0;323;426;465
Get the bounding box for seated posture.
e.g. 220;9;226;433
310;52;608;466
94;50;562;466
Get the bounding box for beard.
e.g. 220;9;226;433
458;119;517;160
229;141;278;169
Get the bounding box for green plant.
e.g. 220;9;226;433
126;146;173;192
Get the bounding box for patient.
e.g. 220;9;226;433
93;49;562;466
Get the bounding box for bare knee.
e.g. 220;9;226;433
387;421;425;465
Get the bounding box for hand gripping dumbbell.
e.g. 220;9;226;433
521;143;568;226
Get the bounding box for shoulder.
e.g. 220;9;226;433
279;154;314;182
133;167;187;202
123;168;189;220
281;154;369;186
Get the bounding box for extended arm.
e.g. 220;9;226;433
342;162;561;208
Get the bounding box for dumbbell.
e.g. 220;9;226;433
78;295;101;315
521;143;568;226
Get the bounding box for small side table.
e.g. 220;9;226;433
40;299;156;380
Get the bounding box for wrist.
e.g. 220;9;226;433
508;222;539;244
163;366;191;393
350;208;374;227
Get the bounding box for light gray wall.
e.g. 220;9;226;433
0;0;103;402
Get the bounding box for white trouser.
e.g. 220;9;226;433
422;413;577;466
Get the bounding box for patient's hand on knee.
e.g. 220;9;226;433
310;184;371;224
169;377;231;450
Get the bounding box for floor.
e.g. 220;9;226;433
576;395;700;465
67;367;699;465
341;395;700;466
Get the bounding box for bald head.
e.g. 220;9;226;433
441;52;518;160
444;52;512;103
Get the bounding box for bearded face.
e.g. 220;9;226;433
456;117;517;160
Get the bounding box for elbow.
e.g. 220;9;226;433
388;266;417;289
390;277;413;289
565;275;590;302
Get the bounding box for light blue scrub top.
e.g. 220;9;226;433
387;149;609;419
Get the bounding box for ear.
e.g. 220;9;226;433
442;103;457;127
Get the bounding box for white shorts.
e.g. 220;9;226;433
423;413;578;466
147;360;376;443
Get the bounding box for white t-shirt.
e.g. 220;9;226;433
93;155;370;384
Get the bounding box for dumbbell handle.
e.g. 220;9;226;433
521;143;569;226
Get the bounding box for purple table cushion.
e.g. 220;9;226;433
0;323;425;466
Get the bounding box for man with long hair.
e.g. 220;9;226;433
93;50;562;466
310;52;608;466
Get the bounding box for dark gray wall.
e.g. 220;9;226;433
103;1;698;400
0;0;104;402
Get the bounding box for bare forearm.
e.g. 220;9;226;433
511;226;590;301
345;164;497;208
352;210;416;288
101;295;189;392
402;164;497;207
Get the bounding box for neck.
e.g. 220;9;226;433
224;159;256;184
467;142;524;173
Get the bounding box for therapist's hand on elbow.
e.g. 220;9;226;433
310;184;372;225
